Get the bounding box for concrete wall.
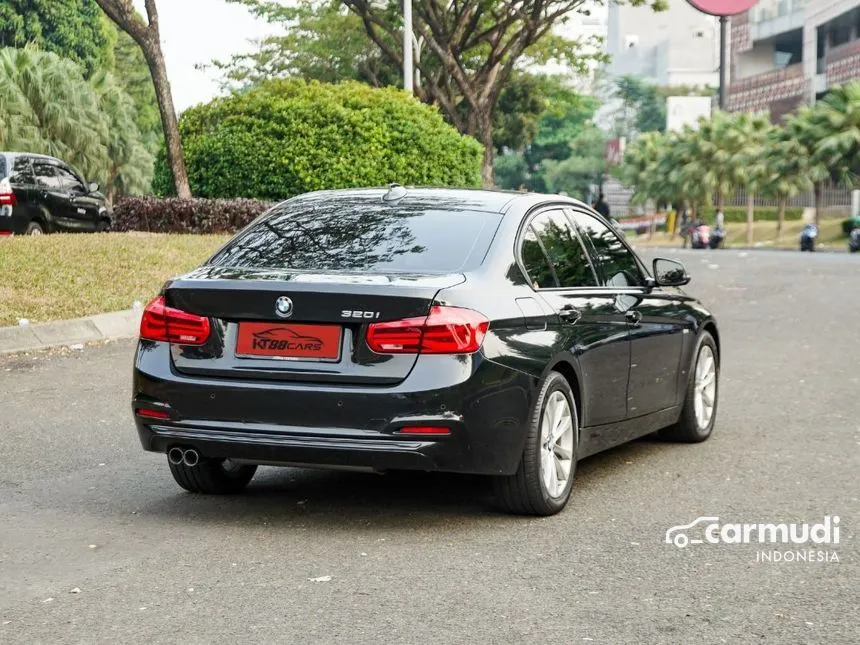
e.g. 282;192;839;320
735;40;778;78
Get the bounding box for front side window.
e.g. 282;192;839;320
530;210;597;288
33;161;60;190
571;210;643;288
55;166;86;194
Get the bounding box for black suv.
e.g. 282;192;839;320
0;152;110;235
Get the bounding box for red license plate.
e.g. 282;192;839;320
236;322;342;359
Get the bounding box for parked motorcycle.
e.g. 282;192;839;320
850;226;860;253
800;223;818;252
709;226;726;249
690;224;711;249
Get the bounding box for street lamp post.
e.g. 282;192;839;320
404;0;414;94
684;1;761;111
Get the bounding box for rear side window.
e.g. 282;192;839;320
0;156;5;178
521;227;557;289
11;157;34;185
210;200;503;273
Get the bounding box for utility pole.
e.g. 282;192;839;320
403;0;414;94
718;15;728;109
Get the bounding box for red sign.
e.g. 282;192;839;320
236;322;342;359
605;138;625;167
686;0;758;16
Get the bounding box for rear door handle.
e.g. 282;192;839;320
626;310;642;326
558;305;581;324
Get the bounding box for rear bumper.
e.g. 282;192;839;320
132;341;537;475
0;208;12;234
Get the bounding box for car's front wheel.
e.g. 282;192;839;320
26;221;44;235
168;456;257;494
494;371;578;516
660;331;719;443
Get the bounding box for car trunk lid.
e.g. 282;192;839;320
165;266;465;385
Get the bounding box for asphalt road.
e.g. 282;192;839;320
1;249;858;644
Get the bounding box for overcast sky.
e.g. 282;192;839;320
132;0;272;112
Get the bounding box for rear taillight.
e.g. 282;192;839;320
395;426;451;436
0;178;16;206
366;306;489;355
139;296;211;345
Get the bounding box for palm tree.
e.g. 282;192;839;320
810;82;860;190
89;70;154;201
728;112;774;245
762;126;813;239
0;46;109;179
0;46;153;199
617;131;664;237
783;107;832;225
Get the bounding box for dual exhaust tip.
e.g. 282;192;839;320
168;446;200;467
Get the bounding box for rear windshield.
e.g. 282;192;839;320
209;199;503;274
0;156;6;178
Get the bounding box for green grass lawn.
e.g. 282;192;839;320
628;219;847;250
0;233;229;327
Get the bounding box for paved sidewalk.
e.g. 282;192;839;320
0;309;142;355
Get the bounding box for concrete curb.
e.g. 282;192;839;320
0;308;142;355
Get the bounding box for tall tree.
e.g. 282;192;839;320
810;82;860;189
0;45;152;199
94;0;191;198
763;126;812;239
89;70;154;201
0;46;108;179
0;0;112;76
214;0;399;88
342;0;666;185
111;27;161;152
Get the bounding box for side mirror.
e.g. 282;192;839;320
88;182;100;193
652;258;690;287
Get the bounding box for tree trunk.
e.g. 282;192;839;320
776;198;786;240
813;182;822;226
477;117;495;187
746;192;755;246
717;191;724;213
142;38;191;199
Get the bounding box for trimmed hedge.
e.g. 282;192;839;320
153;80;483;199
843;217;860;235
704;206;805;223
113;197;273;234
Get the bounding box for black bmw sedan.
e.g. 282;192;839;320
132;187;720;515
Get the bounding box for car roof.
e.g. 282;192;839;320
1;152;60;162
282;186;591;215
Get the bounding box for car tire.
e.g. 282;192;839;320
25;221;44;236
660;331;719;443
168;457;257;494
494;371;578;516
97;218;111;232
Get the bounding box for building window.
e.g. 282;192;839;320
830;23;852;48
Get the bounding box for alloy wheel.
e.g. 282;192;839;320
694;345;717;429
540;391;574;498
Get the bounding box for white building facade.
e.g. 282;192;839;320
730;0;860;120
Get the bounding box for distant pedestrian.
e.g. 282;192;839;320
715;208;725;229
680;210;690;248
593;193;610;219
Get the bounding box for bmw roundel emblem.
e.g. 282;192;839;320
275;296;293;318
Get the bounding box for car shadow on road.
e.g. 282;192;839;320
133;435;674;529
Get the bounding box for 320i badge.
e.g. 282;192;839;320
132;186;720;515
